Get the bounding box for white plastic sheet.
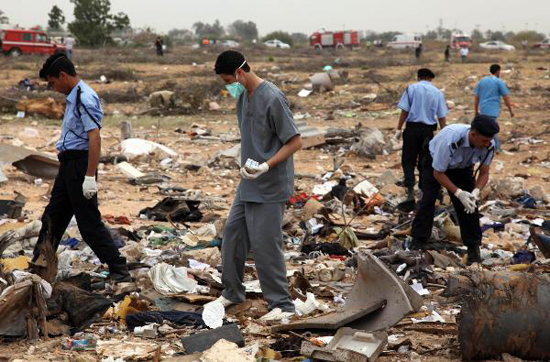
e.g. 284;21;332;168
120;138;178;158
202;300;225;329
147;262;197;295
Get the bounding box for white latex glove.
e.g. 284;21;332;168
82;176;98;199
454;189;476;214
240;162;269;180
471;188;480;201
395;130;402;140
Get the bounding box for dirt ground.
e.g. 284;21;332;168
0;44;549;361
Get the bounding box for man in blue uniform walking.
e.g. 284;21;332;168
33;53;131;282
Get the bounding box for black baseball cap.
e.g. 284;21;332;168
471;114;500;137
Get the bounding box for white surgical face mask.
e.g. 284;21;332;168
225;60;247;98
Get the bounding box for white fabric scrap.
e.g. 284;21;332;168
294;292;320;316
11;270;52;299
411;281;430;296
147;262;197;295
412;311;445;324
202;300;225;329
189;259;210;271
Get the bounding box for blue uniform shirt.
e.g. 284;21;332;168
397;80;448;125
56;80;103;152
475;76;509;118
430;124;495;172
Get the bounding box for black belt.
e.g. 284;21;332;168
58;150;88;162
446;166;474;174
406;122;437;130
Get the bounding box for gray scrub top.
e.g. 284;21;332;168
236;81;300;203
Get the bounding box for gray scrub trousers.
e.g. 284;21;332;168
221;191;293;311
221;81;298;312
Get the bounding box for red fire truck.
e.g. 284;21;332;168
310;30;360;50
1;29;66;57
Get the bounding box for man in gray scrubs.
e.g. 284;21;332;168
213;50;303;321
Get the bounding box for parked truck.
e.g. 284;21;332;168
450;33;471;49
1;29;66;57
309;30;360;51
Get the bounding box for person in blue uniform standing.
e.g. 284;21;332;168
33;53;131;282
410;115;500;265
396;68;447;201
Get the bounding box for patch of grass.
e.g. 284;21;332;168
85;67;138;81
98;87;143;104
101;114;196;129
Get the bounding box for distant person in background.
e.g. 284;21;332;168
155;37;164;56
64;35;75;60
415;43;423;60
444;45;451;62
460;46;469;62
474;64;514;152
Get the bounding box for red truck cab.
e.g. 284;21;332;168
533;39;550;49
1;29;66;57
310;30;360;50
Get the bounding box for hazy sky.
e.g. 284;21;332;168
3;0;550;36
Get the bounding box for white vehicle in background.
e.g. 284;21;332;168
264;39;291;49
220;39;240;47
480;40;515;51
386;34;422;49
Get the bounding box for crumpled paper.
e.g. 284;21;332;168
147;262;197;295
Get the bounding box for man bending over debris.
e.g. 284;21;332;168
213;50;302;321
32;53;131;282
410;115;499;264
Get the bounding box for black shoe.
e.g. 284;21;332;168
466;246;481;265
409;238;428;250
108;256;132;282
396;180;405;187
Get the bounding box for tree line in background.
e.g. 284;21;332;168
44;0;130;46
1;6;548;48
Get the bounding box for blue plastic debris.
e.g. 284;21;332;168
512;249;536;265
60;237;80;249
517;193;537;209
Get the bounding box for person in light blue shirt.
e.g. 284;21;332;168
32;53;131;283
410;115;499;265
396;68;447;201
430;124;495;172
474;64;514;150
56;80;103;151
